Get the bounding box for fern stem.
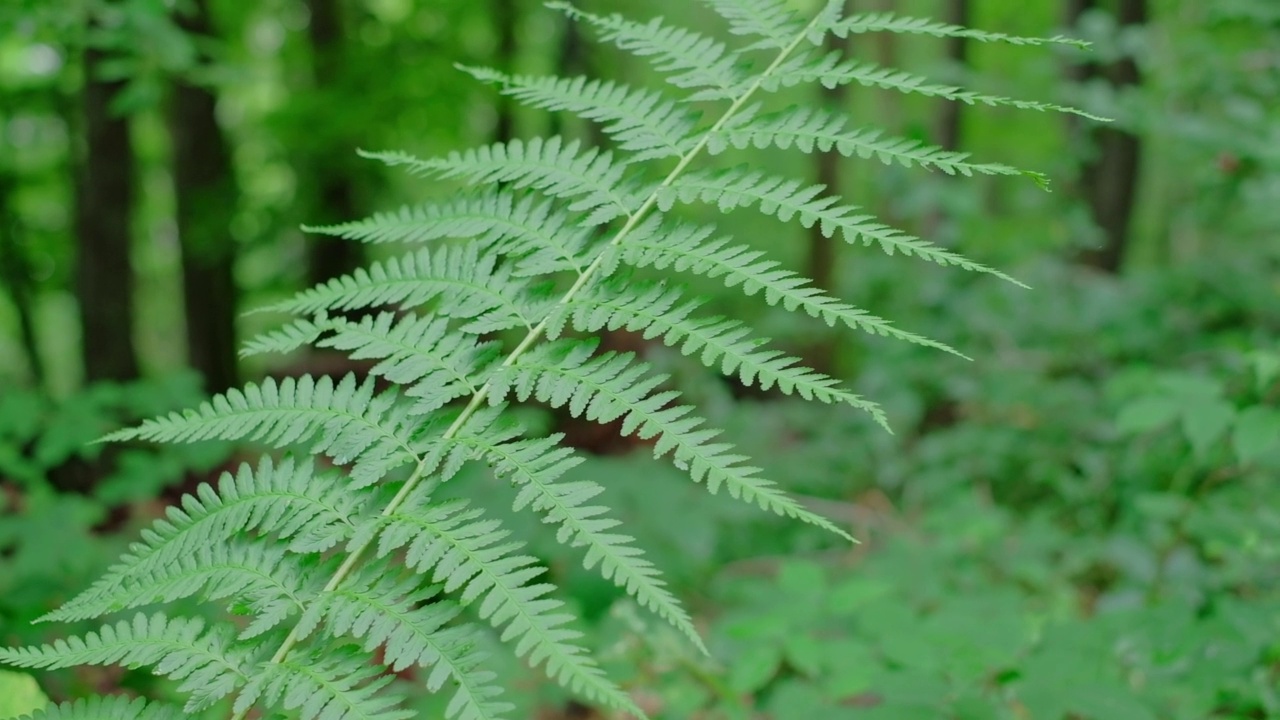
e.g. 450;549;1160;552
228;13;824;718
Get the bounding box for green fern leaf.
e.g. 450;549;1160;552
302;191;594;276
463;67;698;162
298;567;511;720
620;218;967;358
256;245;534;330
768;53;1107;121
19;697;185;720
564;282;890;426
714;105;1046;186
493;341;851;538
103;374;421;488
0;614;249;711
360;138;639;226
550;3;746;100
663;166;1028;285
45;456;362;623
378;498;644;718
235;652;413;720
52;540;308;639
451;423;704;653
832;12;1091;48
699;0;803;49
239;314;329;358
316;312;497;414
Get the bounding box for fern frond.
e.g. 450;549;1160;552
699;0;804;50
235;651;413;720
5;3;1079;715
256;245;534;331
463;67;699;163
53;540;308;639
239;314;329;358
46;456;362;623
714;105;1048;186
20;697;185;720
360;138;639;226
663;167;1027;286
451;423;704;653
303;191;596;276
768;53;1107;121
0;614;248;711
620;219;966;358
103;374;421;488
299;567;511;720
832;12;1090;48
550;3;747;101
564;282;890;426
316;312;498;415
377;498;644;718
491;341;852;538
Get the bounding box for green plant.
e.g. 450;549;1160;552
0;2;1092;718
596;493;1280;720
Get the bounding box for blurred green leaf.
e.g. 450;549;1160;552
1116;396;1180;434
727;643;781;694
1180;398;1234;458
1232;406;1280;465
0;670;48;718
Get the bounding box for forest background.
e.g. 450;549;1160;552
1;0;1279;718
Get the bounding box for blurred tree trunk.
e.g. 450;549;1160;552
75;44;140;384
870;0;902;129
1068;0;1146;274
305;0;363;285
922;0;971;239
549;4;604;145
805;0;853;375
493;0;518;144
936;0;971;153
169;0;239;395
0;172;44;387
56;43;140;495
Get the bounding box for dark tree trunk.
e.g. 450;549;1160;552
53;44;141;496
1068;0;1146;274
169;0;239;395
493;0;518;144
870;0;902;129
0;172;44;387
550;5;593;143
923;0;972;239
305;0;363;286
75;45;140;384
936;0;971;153
805;1;853;374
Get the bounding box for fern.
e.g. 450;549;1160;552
3;2;1094;718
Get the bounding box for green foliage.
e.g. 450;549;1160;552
564;259;1280;719
600;501;1280;719
0;375;228;631
1;2;1086;717
0;670;48;719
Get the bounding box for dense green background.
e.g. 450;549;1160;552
1;0;1278;718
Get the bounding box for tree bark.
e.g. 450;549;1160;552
493;0;518;144
1069;0;1146;274
805;1;853;374
936;0;971;154
305;0;363;285
0;172;45;387
75;45;140;384
169;0;239;395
